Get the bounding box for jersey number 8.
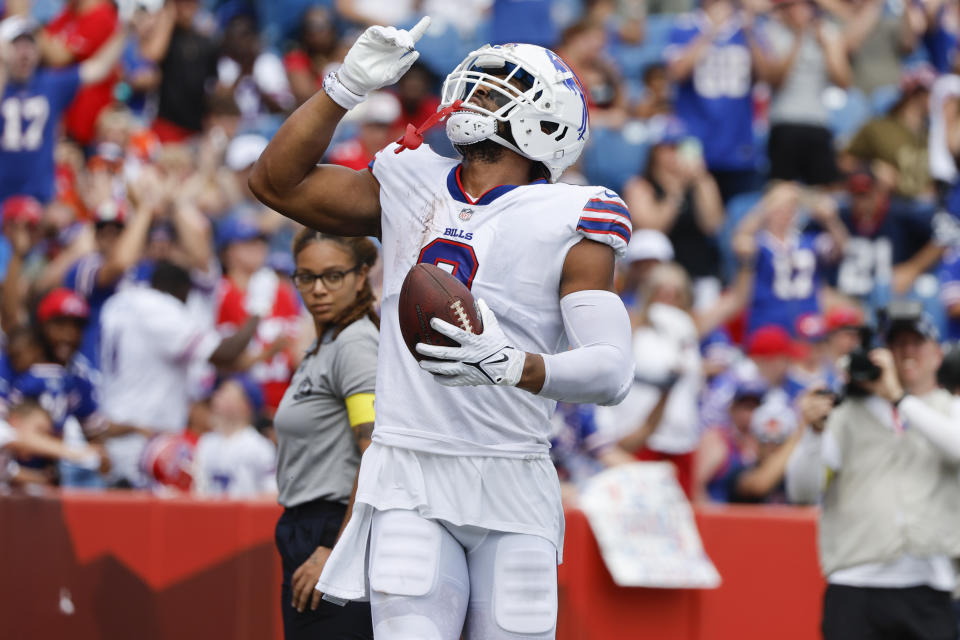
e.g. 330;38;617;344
417;238;480;289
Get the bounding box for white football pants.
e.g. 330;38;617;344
368;508;558;640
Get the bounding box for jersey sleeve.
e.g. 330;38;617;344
64;255;102;299
367;141;401;176
330;324;379;400
664;18;698;61
576;190;632;258
48;67;82;113
54;4;118;60
144;301;221;364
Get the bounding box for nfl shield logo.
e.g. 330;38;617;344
459;208;474;221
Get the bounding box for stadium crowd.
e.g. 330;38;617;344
0;0;959;512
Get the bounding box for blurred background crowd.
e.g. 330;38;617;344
2;0;960;506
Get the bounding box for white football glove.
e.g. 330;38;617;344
324;16;431;110
244;267;279;317
416;299;526;387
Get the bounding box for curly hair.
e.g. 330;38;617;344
291;229;380;344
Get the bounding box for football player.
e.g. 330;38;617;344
250;18;634;639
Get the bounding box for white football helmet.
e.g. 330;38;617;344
440;43;590;183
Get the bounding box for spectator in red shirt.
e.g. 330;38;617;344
284;5;338;107
38;0;119;146
216;218;300;416
327;91;401;171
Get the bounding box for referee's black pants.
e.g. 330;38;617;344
276;499;373;640
823;584;958;640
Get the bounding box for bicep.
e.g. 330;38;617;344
250;162;382;237
559;238;617;298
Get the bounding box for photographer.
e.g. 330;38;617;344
786;309;960;639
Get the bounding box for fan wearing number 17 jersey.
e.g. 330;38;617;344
250;17;635;640
0;16;126;203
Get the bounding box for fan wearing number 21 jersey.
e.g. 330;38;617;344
251;21;636;639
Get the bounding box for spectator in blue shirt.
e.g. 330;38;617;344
733;182;848;336
0;14;126;203
814;169;942;307
63;195;157;368
664;0;768;202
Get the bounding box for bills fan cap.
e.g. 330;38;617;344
37;288;90;323
2;195;43;226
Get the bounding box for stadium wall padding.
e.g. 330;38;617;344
0;493;824;639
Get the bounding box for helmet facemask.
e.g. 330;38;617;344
441;44;589;183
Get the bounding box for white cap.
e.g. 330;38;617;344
749;399;797;444
0;15;39;43
623;229;674;263
225;134;269;172
342;91;402;125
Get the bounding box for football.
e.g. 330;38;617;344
398;263;483;362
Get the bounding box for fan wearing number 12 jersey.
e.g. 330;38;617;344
251;18;635;640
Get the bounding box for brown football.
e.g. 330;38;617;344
398;263;483;362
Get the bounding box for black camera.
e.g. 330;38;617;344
843;302;928;397
939;342;960;394
845;326;882;397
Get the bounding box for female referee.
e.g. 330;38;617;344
273;230;379;639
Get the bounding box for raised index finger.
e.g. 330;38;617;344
407;16;431;44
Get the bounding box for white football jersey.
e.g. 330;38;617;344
370;142;630;457
100;287;221;431
99;287;221;487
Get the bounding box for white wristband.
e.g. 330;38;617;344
323;71;366;110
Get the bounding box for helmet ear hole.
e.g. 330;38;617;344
554;126;568;142
540;121;559;134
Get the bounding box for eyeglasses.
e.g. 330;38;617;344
292;266;360;291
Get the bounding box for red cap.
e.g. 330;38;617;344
746;326;803;359
825;306;864;333
37;288;89;323
2;195;42;226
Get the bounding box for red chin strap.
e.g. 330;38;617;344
394;100;464;153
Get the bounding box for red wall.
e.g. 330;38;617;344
0;493;824;639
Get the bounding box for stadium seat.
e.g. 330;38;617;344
870;84;900;116
607;14;676;82
581;124;651;193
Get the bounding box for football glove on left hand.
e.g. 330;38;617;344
416;298;526;387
